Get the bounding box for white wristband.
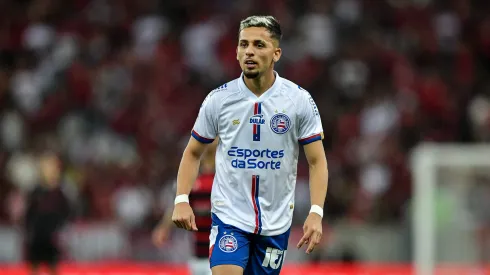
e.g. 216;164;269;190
174;194;189;205
309;205;323;218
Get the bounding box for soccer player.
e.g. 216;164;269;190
153;140;218;275
159;15;329;275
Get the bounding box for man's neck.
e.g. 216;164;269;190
244;70;276;97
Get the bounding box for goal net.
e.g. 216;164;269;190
411;143;490;275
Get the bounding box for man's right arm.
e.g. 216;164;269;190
177;88;219;197
172;137;210;231
153;138;211;247
176;137;209;196
154;88;219;244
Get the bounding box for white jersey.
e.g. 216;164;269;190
191;72;323;236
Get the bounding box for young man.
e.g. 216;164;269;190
153;140;218;275
160;15;328;275
24;152;71;275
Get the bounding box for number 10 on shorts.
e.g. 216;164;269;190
262;247;286;269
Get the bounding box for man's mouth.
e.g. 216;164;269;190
245;60;257;69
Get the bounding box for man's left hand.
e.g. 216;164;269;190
297;212;322;254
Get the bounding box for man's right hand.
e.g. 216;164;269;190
172;202;198;231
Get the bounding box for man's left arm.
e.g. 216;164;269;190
295;88;328;254
296;140;329;254
304;140;328;210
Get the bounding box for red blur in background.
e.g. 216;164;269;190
2;263;490;275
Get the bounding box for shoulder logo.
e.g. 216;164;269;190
201;83;229;108
297;86;319;116
202;83;229;108
270;113;291;134
233;119;240;125
307;93;320;116
212;83;228;92
219;234;238;253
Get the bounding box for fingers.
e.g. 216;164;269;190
191;215;198;231
306;231;322;254
297;229;312;249
172;204;197;231
183;218;191;230
297;223;322;254
172;215;196;231
173;218;184;229
178;218;191;230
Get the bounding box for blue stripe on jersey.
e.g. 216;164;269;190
298;133;322;145
191;130;215;144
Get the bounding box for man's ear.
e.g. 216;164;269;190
273;47;282;63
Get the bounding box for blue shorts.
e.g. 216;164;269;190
209;214;290;275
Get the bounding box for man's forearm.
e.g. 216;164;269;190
309;159;328;207
176;150;201;196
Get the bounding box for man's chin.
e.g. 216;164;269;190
243;70;259;79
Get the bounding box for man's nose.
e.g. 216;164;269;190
245;46;254;56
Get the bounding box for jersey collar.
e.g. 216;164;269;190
238;71;283;101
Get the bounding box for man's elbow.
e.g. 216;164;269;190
183;141;207;160
308;156;328;169
183;148;202;161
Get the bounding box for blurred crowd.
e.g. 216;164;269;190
0;0;490;252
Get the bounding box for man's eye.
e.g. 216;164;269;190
257;44;264;48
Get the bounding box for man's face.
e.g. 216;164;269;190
40;155;60;187
237;27;281;79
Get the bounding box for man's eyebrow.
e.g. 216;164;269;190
239;39;268;44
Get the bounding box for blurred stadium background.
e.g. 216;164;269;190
0;0;489;274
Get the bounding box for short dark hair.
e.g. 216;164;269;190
239;15;282;44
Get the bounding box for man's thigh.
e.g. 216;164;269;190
244;229;291;275
209;214;251;271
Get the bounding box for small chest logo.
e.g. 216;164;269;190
270;113;291;134
249;114;266;125
219;235;238;253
